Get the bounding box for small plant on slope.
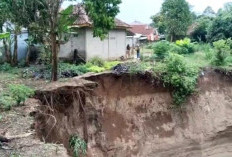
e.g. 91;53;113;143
157;53;199;106
8;84;35;105
212;39;231;66
69;135;87;157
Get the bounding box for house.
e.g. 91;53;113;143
129;21;159;43
59;4;130;61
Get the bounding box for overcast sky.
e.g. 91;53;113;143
62;0;231;24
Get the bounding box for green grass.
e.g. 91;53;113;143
183;51;211;68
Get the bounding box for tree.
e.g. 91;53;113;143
207;3;232;42
203;6;216;17
151;13;166;34
190;17;213;42
32;0;121;81
84;0;121;39
161;0;192;42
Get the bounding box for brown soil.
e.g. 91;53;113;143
35;70;232;157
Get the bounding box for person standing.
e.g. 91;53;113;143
126;44;131;59
136;44;140;59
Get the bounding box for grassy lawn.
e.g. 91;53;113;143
183;51;211;68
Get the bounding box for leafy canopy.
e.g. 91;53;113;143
83;0;121;39
161;0;192;41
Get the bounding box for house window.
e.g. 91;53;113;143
73;34;79;38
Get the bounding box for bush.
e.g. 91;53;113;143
87;65;105;73
152;41;170;60
69;135;87;157
212;39;230;66
157;53;199;105
104;61;120;70
8;84;35;105
0;63;13;71
89;57;105;67
0;95;17;111
140;54;156;62
175;38;194;54
59;63;90;77
128;62;152;74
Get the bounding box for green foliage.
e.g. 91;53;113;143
207;4;232;42
161;0;192;41
87;65;105;73
190;17;213;42
89;57;105;67
69;135;87;157
58;5;75;40
0;95;16;110
37;46;51;65
84;0;122;39
155;53;199;105
59;63;90;76
8;84;35;105
0;63;13;71
140;54;156;62
151;13;166;34
212;39;231;66
175;38;194;54
0;32;10;39
0;84;34;110
153;41;170;59
128;62;152;75
104;61;120;70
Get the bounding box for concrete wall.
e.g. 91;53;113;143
85;28;126;61
59;29;86;60
59;28;127;61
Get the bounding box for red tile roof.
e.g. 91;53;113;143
129;24;155;36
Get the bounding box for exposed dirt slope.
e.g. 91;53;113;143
36;70;232;157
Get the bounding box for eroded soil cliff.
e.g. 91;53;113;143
35;70;232;157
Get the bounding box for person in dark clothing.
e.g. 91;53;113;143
136;44;140;59
126;44;131;59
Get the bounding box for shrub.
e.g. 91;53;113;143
87;65;105;73
0;63;13;71
152;41;170;60
169;43;188;54
0;95;17;111
140;54;156;62
89;57;105;67
8;84;35;105
59;63;90;77
128;62;152;75
212;39;230;66
175;38;194;54
69;135;87;157
104;61;120;70
158;53;199;105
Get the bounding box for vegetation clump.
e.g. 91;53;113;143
69;135;87;157
0;84;35;110
160;53;199;105
212;39;231;66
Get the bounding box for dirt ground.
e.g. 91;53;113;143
0;72;69;157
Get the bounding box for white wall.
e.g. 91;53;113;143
59;29;86;60
85;28;126;61
59;28;127;61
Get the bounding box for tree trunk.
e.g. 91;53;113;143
170;34;173;42
12;34;18;66
3;39;10;63
51;32;58;81
26;45;31;66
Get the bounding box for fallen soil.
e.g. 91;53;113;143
35;69;232;157
0;99;69;157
